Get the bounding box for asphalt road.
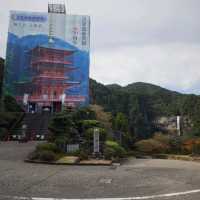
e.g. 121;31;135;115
1;142;200;200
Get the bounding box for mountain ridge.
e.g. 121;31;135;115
89;78;200;138
105;81;185;96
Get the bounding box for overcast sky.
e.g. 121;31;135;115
1;0;200;94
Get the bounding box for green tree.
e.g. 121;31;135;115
73;107;96;121
113;112;128;132
48;111;79;144
0;58;4;110
4;95;23;112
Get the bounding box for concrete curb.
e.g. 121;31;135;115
24;159;113;166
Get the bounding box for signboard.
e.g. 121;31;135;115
93;128;100;153
23;94;29;105
5;8;90;108
177;116;181;136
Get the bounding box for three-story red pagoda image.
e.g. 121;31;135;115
16;45;85;112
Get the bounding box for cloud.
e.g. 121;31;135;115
91;43;200;94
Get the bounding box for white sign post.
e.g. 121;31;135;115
177;115;181;136
23;94;29;105
93;128;100;155
22;124;27;138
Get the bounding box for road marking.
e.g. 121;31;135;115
1;189;200;200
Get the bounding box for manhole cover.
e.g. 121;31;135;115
99;178;112;184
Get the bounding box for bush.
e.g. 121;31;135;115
28;151;40;160
79;150;89;160
104;140;126;160
4;95;23;112
152;154;168;159
39;150;57;162
121;132;134;150
153;133;170;145
28;150;56;162
182;139;195;154
192;143;200;155
36;143;60;153
181;138;200;155
134;139;169;154
0;128;7;140
104;146;116;160
66;149;89;160
28;149;57;162
168;136;183;154
64;149;80;156
80;120;101;130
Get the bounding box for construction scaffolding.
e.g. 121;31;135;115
6;3;90;113
16;45;85;112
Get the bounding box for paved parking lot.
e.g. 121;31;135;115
1;142;200;200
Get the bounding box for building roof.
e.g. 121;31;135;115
30;45;76;54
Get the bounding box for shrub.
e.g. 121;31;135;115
192;143;200;155
79;150;89;160
64;149;88;160
168;136;183;154
0;128;7;140
134;139;169;154
106;140;119;147
80;120;101;130
65;149;80;156
182;139;195;154
153;133;170;145
39;150;57;162
180;138;200;155
28;151;40;160
4;95;23;112
28;148;58;162
121;132;134;150
36;143;60;153
54;137;69;151
104;140;126;160
152;154;168;159
104;146;116;160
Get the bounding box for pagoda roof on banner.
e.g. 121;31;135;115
30;43;77;55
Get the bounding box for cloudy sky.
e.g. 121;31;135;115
1;0;200;94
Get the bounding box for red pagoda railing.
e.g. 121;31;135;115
16;95;85;102
31;59;72;65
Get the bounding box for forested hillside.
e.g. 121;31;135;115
1;55;200;139
90;79;200;138
0;58;4;100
